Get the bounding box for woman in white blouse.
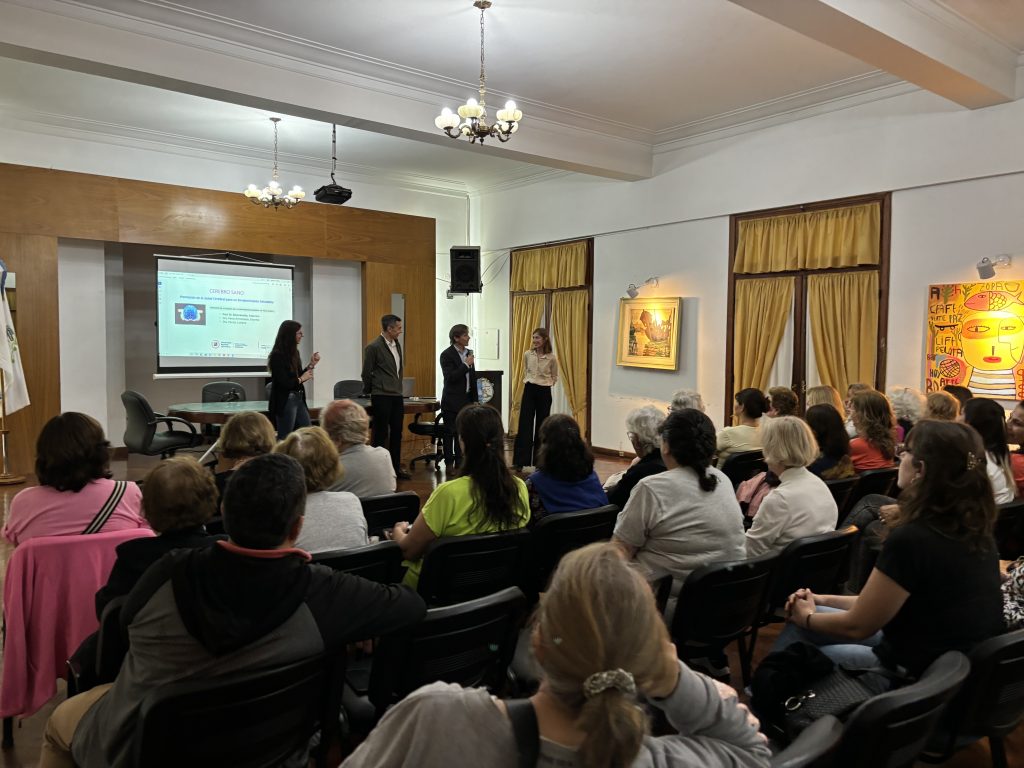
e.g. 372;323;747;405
512;327;559;470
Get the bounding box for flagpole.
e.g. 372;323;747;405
0;369;25;485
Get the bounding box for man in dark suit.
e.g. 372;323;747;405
361;314;409;479
439;324;476;469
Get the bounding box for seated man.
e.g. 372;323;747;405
321;398;397;498
41;453;425;768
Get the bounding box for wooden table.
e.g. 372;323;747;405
167;397;439;425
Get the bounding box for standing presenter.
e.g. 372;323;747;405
512;327;558;471
267;320;320;440
362;314;410;480
439;324;476;470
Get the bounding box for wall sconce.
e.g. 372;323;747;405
977;254;1012;280
626;277;659;299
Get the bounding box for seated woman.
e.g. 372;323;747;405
888;386;926;440
95;456;224;617
847;390;897;471
213;411;277;502
274;427;368;554
961;398;1016;504
527;414;608;519
390;404;530;588
321;398;396;498
613;409;745;583
716;388;766;463
342;543;770;768
924;390;960;421
3;412;147;546
668;388;705;413
745;417;838;557
805;384;845;416
778;420;1003;682
805;404;856;480
604;405;667;509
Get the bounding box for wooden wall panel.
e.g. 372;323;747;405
0;165;118;241
327;208;435;266
0;234;60;476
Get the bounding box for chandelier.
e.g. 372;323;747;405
434;0;523;144
243;117;305;209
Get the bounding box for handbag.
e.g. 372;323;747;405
781;666;890;738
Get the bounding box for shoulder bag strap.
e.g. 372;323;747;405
82;481;128;535
505;698;540;768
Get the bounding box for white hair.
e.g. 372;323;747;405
887;386;926;424
625;406;663;455
670;389;705;413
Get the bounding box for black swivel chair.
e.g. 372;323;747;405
121;390;201;458
408;412;446;471
416;529;532;606
201;381;245;440
360;492;421;538
333;380;364;399
312;541;406;585
719;450;768;488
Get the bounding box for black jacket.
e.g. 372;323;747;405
607;450;667;509
439;344;476;413
268;350;307;427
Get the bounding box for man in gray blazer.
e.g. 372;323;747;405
361;314;410;479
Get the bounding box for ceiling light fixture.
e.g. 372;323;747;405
434;0;523;144
243;117;305;209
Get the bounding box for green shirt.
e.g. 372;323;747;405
403;475;530;588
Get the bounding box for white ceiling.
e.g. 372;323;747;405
0;0;1021;191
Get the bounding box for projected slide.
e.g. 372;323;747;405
156;256;294;373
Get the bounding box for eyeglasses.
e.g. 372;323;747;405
895;443;909;459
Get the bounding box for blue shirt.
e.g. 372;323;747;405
527;470;608;516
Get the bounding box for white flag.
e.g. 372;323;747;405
0;261;29;415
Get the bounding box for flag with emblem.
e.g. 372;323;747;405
0;260;29;414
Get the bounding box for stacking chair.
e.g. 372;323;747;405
333;379;364;399
312;541;405;585
762;527;859;622
921;629;1024;768
131;653;345;768
528;505;619;596
770;715;843;768
670;552;778;686
122;390;202;458
843;467;898;516
719;450;768;488
835;651;970;768
417;529;532;606
994;499;1024;560
360;491;420;538
824;476;859;521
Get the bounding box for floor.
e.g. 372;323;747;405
0;447;1018;766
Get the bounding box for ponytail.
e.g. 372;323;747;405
661;409;718;493
576;692;646;768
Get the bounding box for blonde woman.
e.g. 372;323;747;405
321;398;396;498
924;390;960;421
745;416;838;557
274;427;367;553
805;385;845;417
342;544;770;767
213;411;277;502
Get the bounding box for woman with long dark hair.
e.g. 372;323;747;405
267;320;320;440
848;390;897;470
805;404;856;480
961;397;1016;503
390;404;530;588
512;327;558;471
527;414;608;520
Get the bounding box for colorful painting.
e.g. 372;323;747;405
616;297;681;370
926;281;1024;400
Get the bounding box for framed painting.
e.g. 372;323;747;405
616;297;681;370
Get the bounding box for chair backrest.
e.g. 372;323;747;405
311;541;405;585
202;381;245;403
359;492;421;538
333;379;364;399
845;468;898;512
368;587;526;713
671;552;778;645
768;527;858;610
838;651;970;768
530;505;619;594
121;390;157;452
417;529;532;606
95;596;128;684
995;499;1024;560
824;476;859;519
720;450;768;488
770;714;843;768
132;653;344;768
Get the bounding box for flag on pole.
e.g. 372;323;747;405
0;260;30;415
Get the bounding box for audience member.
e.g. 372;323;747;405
343;543;770;768
668;388;706;413
614;409;745;583
745;417;837;557
961;398;1016;504
805;385;845;417
322;399;397;498
848;390;897;470
41;453;426;768
527;415;608;519
766;386;799;417
776;420;1002;684
3;413;146;546
805;404;856;480
843;382;874;436
274;427;368;553
390;404;530;588
1006;400;1024;494
716;388;766;463
943;384;974;409
213;411;277;501
887;386;926;439
924;390;960;421
604;406;667;509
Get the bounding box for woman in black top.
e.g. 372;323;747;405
267;320;320;440
805;404;855;480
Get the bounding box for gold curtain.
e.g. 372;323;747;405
808;271;879;396
550;289;589;433
733;277;794;398
734;203;880;274
509;293;547;436
510;241;587;291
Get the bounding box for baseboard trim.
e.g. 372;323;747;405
592;446;636;460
